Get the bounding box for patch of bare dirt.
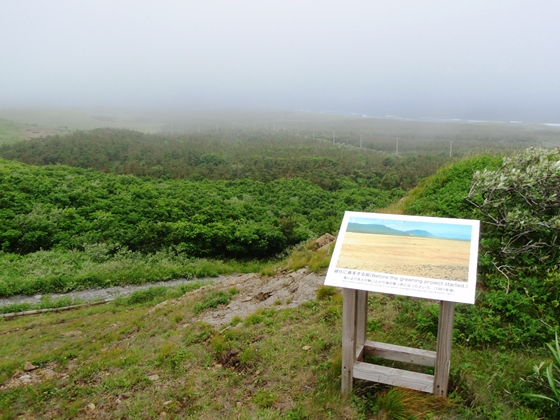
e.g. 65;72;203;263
0;362;67;391
177;268;326;327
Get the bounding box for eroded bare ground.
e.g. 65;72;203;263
179;269;325;327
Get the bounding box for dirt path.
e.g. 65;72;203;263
0;270;327;327
0;277;217;308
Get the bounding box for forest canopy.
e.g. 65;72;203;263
0;128;450;190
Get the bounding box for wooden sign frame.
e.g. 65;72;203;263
341;289;455;396
325;212;480;396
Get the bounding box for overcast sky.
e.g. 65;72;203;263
2;1;559;122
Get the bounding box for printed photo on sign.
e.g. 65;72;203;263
324;212;480;304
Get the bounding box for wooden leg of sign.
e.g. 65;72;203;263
342;288;357;396
356;290;368;360
433;301;455;396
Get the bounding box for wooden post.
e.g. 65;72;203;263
342;288;357;396
341;292;456;397
356;290;368;359
433;301;455;396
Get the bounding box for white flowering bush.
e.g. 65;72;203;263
467;147;560;287
403;149;558;348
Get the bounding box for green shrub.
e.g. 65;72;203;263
524;333;560;417
403;155;502;218
316;285;337;301
466;148;560;346
118;286;168;306
402;150;559;348
468;148;560;282
193;291;232;314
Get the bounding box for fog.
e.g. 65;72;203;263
2;1;559;122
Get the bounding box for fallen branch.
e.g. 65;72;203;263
0;299;114;320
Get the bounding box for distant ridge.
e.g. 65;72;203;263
347;222;436;238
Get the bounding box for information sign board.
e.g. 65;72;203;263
325;212;480;304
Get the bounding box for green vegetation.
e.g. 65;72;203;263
0;118;26;145
0;295;83;316
0;274;554;419
193;288;238;314
0;281;458;419
1;117;560;418
0;157;403;259
0;127;449;190
0;126;422;299
399;150;559;349
0;246;277;298
366;147;560;417
401;154;503;218
467;148;560;284
524;333;560;407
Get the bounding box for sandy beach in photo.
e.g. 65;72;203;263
336;232;471;281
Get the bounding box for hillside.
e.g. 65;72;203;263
0;122;559;418
347;222;435;238
0;265;348;419
0;157;403;257
1;232;557;419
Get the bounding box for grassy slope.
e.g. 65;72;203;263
0;153;557;419
0;119;26;145
0;242;552;418
0;277;460;419
0;265;545;419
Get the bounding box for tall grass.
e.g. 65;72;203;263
0;247;273;298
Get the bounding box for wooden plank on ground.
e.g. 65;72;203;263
363;340;436;367
0;299;113;319
353;362;435;393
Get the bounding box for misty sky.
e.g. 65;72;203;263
2;1;559;122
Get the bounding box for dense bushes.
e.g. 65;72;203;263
0;158;404;258
467;148;560;285
462;148;560;347
403;150;559;347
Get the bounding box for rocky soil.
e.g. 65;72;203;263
186;269;326;327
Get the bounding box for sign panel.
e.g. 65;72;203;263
325;212;480;304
